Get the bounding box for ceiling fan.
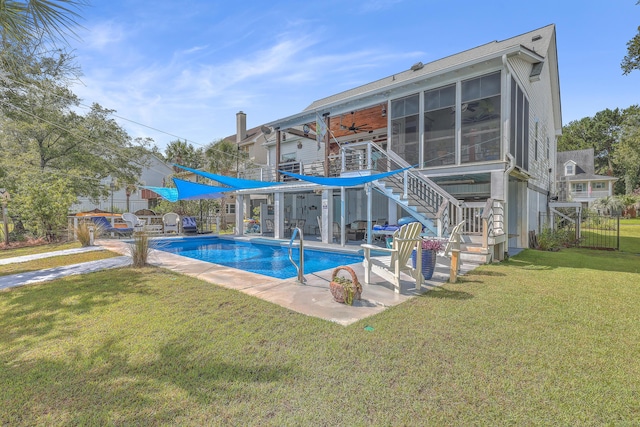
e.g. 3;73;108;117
340;112;372;133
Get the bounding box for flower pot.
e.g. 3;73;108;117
329;265;362;305
411;249;437;280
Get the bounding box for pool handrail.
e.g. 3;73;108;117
288;227;306;284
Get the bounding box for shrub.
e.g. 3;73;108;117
75;221;93;247
536;226;576;251
129;231;150;267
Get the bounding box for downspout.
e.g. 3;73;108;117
503;53;517;253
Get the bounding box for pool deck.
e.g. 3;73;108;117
96;236;477;326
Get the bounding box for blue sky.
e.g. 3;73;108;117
68;0;640;152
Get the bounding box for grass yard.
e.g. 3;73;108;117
0;241;81;259
1;248;639;425
0;250;119;277
620;218;640;253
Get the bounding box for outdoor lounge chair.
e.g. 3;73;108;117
361;222;423;293
264;218;274;236
441;220;466;273
122;212;145;231
91;216;133;237
182;216;198;234
163;212;180;234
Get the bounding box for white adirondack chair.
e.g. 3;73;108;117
361;222;424;293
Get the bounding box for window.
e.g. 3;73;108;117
565;163;575;176
461;72;501;164
281;152;296;162
592;182;605;190
546;136;550;159
424;84;455;166
571;183;585;192
226;203;236;214
509;77;529;170
390;94;419;166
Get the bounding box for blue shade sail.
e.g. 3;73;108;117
141;186;179;202
174;164;282;189
172;178;230;200
278;167;410;187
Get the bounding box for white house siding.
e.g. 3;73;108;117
504;46;558;243
71;155;173;214
507;55;555;191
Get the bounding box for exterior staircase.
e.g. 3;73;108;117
341;142;460;237
340;141;503;265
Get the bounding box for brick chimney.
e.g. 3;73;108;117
236;111;247;144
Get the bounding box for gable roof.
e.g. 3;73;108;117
267;24;559;131
304;24;555;112
556;148;617;181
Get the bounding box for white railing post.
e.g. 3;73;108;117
403;170;408;199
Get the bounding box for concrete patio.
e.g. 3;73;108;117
98;237;478;325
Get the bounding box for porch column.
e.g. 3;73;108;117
275;130;281;182
323;115;330;177
321;189;332;244
340;187;346;246
274;192;285;239
244;196;252;221
235;194;244;236
387;198;397;225
366;183;373;244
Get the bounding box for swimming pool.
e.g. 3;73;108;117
155;237;363;279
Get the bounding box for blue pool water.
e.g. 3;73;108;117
156;237;363;279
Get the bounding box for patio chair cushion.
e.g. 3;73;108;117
182;216;198;234
91;216;133;236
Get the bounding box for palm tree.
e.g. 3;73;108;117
165;139;204;174
204;139;244;229
592;196;624;216
0;0;84;44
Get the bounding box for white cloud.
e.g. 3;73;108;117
80;21;127;50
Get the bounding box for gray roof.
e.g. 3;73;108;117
556;148;617;181
304;24;555;112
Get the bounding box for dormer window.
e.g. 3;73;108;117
564;161;576;176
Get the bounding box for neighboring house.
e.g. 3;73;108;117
224;24;561;263
71;154;174;214
555;148;617;207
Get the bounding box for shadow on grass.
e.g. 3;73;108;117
0;268;155;346
0;334;291;425
466;270;507;277
421;287;473;300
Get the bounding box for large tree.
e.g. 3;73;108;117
0;49;151;239
614;108;640;193
621;1;640;75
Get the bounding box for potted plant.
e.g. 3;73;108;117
412;238;445;280
329;266;362;305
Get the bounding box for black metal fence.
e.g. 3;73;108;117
538;211;619;250
577;213;619;250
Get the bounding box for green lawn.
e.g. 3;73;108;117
0;241;81;259
1;248;639;425
0;250;119;277
620;218;640;253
